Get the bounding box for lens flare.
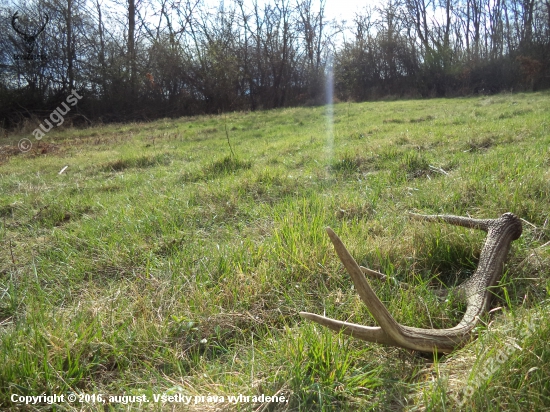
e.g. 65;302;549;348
325;55;334;172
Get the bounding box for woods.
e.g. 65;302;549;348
1;0;549;127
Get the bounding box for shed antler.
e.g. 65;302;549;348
300;212;522;353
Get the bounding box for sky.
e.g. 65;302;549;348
323;0;367;23
211;0;372;24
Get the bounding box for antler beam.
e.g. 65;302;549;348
300;212;522;353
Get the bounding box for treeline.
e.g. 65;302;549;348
1;0;549;127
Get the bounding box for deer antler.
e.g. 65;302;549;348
300;212;522;353
11;12;49;41
37;14;49;36
11;12;27;37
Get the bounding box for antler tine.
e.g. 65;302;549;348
408;212;491;231
359;266;387;281
360;266;409;288
11;12;28;37
324;228;409;346
299;312;396;345
37;14;49;34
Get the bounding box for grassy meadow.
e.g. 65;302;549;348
1;92;550;411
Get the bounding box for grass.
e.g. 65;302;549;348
1;92;550;411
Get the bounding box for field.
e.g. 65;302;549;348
1;92;550;411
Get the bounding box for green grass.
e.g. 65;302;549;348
1;92;550;411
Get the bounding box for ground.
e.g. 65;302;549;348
1;92;549;411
